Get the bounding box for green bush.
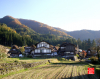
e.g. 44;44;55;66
76;54;79;58
65;59;68;61
58;58;66;61
0;53;7;59
90;56;98;64
20;46;25;54
61;58;66;61
69;59;71;61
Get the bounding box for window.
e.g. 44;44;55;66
32;51;34;54
70;52;74;54
44;49;46;53
49;50;51;53
65;52;70;53
47;45;49;48
13;49;16;51
47;49;49;53
35;50;37;53
88;51;90;54
61;47;64;49
37;44;39;48
38;50;40;53
40;44;41;47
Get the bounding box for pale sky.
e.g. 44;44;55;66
0;0;100;31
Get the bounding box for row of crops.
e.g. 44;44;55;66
2;64;99;79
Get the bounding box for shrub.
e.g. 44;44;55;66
61;58;66;61
0;52;7;59
76;54;79;58
65;59;68;61
69;59;71;61
14;60;19;63
19;46;25;54
90;56;98;64
88;58;91;60
58;58;66;61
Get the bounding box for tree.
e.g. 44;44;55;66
91;40;96;50
96;38;100;59
82;50;87;58
87;39;91;49
77;38;82;48
19;46;25;54
82;40;85;50
56;44;60;47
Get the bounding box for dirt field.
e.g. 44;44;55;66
2;63;99;79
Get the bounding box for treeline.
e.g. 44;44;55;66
0;23;96;50
0;23;37;46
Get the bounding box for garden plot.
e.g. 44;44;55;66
2;63;99;79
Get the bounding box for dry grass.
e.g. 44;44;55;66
1;63;99;79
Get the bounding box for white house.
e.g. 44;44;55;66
31;41;51;57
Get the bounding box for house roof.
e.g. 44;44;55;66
8;49;21;54
60;42;76;47
11;45;19;49
35;41;51;46
54;46;59;50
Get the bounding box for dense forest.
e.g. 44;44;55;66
0;23;96;50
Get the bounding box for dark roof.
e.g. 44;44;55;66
11;45;19;49
8;49;21;54
35;41;51;46
60;42;76;47
54;46;59;50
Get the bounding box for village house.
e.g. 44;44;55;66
86;49;97;58
50;46;59;56
24;45;35;56
8;45;21;57
57;42;77;60
31;41;52;57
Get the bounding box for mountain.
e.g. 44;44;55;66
0;15;76;46
66;30;100;40
0;16;38;35
18;19;73;39
54;27;100;40
0;16;73;39
53;27;68;33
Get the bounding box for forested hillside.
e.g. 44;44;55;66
18;19;72;39
66;30;98;40
0;23;37;46
0;23;74;46
0;16;38;36
54;27;100;41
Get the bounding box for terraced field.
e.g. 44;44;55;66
2;64;99;79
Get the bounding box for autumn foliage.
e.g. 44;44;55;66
82;50;87;58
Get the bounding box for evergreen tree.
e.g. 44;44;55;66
87;38;91;49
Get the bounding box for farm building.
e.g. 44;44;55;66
50;46;59;56
86;49;97;57
8;45;21;57
24;45;35;56
57;42;77;60
50;46;59;53
31;41;52;57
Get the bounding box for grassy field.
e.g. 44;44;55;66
0;57;58;63
0;57;99;79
